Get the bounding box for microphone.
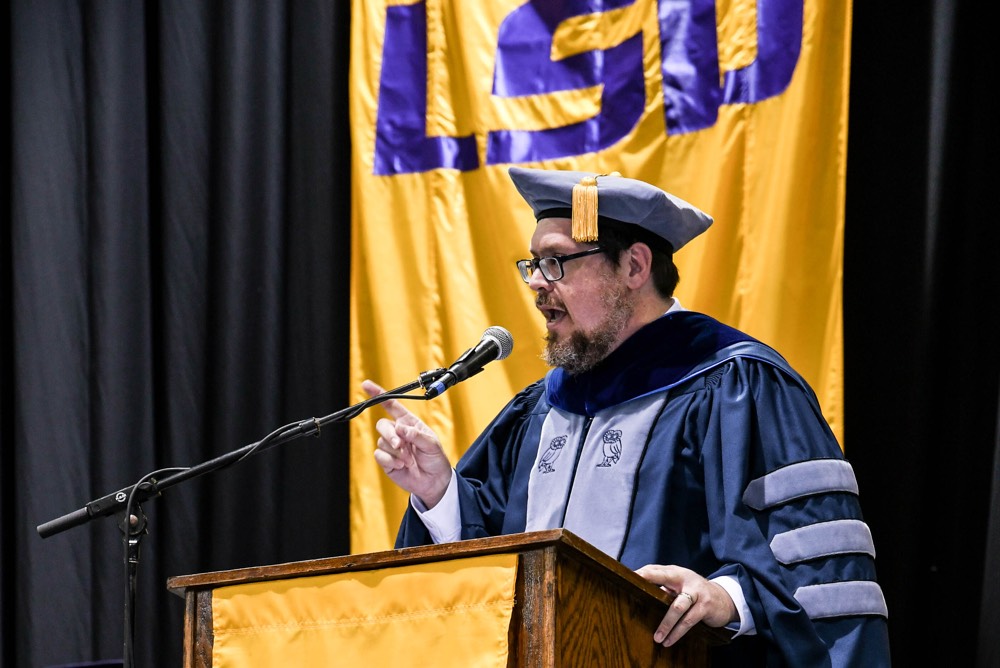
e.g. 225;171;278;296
425;326;514;398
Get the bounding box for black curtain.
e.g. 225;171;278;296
4;1;351;666
845;2;998;667
2;1;997;667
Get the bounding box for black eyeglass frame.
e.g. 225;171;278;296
515;246;606;283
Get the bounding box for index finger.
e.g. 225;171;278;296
361;379;386;398
635;564;686;593
361;379;416;421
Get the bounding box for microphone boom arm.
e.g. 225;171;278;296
36;370;446;539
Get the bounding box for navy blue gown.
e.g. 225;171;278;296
397;312;890;667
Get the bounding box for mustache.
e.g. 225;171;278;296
535;294;563;309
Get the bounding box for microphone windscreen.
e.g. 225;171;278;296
483;326;514;360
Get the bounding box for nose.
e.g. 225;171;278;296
526;265;551;291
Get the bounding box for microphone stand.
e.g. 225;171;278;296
36;369;445;668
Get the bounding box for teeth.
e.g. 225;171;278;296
538;304;564;323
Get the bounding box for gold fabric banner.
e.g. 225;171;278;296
212;554;518;667
349;0;852;552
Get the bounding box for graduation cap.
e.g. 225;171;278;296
508;166;713;252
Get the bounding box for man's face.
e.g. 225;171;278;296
527;218;635;374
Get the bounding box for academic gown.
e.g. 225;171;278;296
396;311;890;667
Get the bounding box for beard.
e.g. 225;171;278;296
541;281;634;375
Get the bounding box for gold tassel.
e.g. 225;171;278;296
572;176;599;242
571;172;621;242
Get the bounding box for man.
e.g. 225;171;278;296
364;167;890;666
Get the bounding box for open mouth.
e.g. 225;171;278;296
537;304;566;325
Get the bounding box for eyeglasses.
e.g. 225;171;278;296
515;247;606;283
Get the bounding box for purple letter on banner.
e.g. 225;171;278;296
371;0;803;174
487;0;644;165
373;1;479;175
660;0;802;133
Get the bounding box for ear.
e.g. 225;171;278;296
624;242;653;289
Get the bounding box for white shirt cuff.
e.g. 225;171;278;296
712;574;756;636
410;469;462;544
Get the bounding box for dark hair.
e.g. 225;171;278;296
596;218;680;298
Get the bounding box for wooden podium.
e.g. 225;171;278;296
167;529;729;667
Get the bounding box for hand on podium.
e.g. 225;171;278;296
635;564;739;648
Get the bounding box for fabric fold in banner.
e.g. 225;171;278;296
211;554;519;667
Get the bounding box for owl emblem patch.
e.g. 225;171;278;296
598;429;623;467
537;435;567;474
